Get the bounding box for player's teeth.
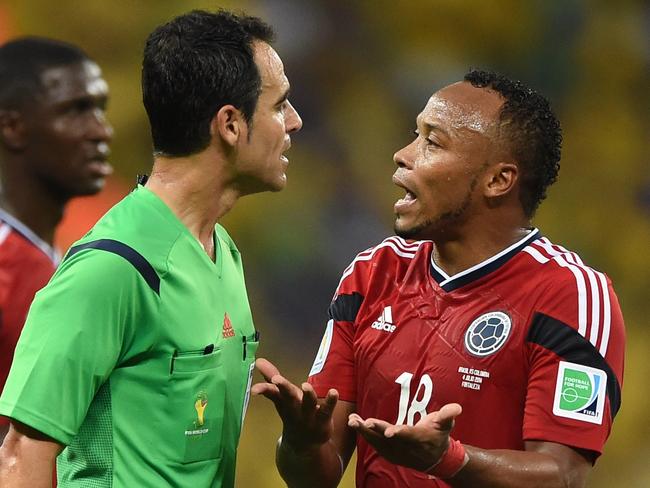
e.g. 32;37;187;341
404;191;415;201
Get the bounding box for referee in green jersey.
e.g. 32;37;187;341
0;10;302;488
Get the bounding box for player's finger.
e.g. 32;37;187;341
433;403;462;431
348;413;364;429
360;417;392;436
272;374;303;402
251;382;279;396
301;383;318;416
316;389;339;420
250;383;283;411
383;423;409;439
256;357;281;382
349;418;386;444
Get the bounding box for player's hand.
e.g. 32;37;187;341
252;357;339;450
347;403;462;472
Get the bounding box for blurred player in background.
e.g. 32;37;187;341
0;37;112;443
0;9;301;488
254;70;625;487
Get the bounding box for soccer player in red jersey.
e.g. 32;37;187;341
253;70;625;487
0;37;112;443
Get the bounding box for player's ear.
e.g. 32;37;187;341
484;161;518;198
211;105;246;148
0;110;28;150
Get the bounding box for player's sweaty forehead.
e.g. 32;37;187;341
418;81;503;136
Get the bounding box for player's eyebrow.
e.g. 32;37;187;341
426;123;450;137
417;116;451;139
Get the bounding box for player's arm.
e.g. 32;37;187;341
253;358;356;488
0;419;63;487
350;406;592;488
277;398;356;488
450;440;591;488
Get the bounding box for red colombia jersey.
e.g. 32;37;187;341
0;209;58;426
308;230;625;488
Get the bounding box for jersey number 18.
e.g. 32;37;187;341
395;372;433;426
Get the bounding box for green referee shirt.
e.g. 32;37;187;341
0;186;259;487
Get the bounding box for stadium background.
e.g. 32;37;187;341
1;1;648;486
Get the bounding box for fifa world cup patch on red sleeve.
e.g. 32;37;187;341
553;361;607;424
309;319;334;376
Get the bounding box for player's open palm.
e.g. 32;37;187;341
252;358;339;449
348;403;462;472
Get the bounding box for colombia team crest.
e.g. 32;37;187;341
464;311;512;357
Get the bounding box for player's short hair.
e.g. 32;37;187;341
464;69;562;218
142;9;275;157
0;36;90;110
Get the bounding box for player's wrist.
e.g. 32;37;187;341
425;437;469;479
278;432;327;456
278;435;344;476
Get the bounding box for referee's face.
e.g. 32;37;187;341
233;41;302;195
21;60;113;199
392;82;503;241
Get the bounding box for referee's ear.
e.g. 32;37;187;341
212;104;245;148
0;109;28;151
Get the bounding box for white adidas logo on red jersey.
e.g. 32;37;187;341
371;306;396;333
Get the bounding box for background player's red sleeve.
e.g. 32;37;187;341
523;271;625;457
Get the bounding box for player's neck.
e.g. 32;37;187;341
432;223;532;277
146;151;240;256
0;171;66;245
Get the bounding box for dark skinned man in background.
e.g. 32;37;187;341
0;37;112;443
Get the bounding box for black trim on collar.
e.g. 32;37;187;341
430;230;541;292
66;239;160;295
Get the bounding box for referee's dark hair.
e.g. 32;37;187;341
142;9;275;157
464;69;562;218
0;37;90;110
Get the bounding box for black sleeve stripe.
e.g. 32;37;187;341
527;312;621;419
66;239;160;295
328;292;364;322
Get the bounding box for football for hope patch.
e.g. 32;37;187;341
553;361;607;425
309;319;334;376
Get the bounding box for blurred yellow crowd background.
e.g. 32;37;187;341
1;1;648;486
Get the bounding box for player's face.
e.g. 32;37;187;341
22;60;113;198
234;41;302;194
392;82;503;241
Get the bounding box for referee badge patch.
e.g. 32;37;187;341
309;319;334;376
553;361;607;425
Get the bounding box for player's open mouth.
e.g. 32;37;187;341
393;175;417;212
395;189;417;211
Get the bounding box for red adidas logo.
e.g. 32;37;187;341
222;313;235;339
